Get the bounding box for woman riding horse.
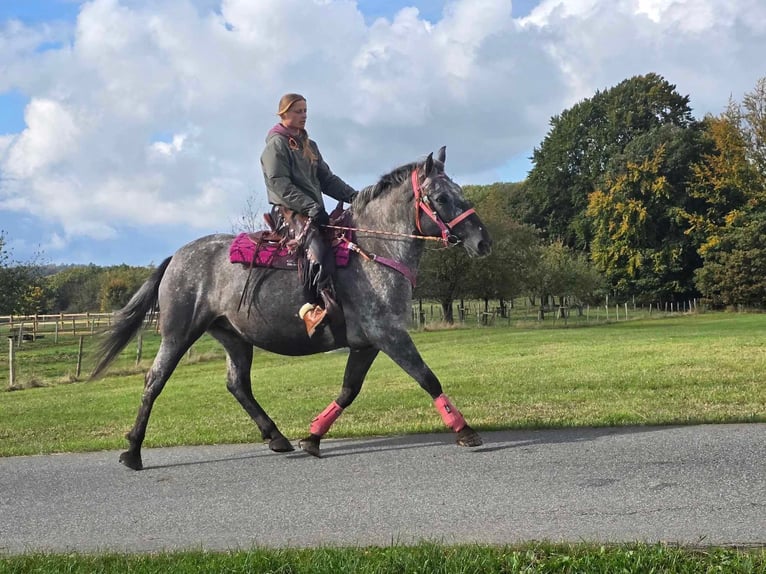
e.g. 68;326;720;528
260;93;357;336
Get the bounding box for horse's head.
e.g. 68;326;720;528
413;146;492;257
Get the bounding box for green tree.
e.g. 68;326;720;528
683;109;760;256
462;183;542;316
0;231;44;315
46;265;104;312
98;265;152;311
692;78;766;307
587;141;701;301
415;245;471;323
525;73;695;249
695;210;766;308
525;241;604;318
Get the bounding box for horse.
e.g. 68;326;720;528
92;146;492;470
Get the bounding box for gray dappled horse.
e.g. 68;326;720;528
92;147;492;470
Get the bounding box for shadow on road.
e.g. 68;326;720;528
135;425;678;470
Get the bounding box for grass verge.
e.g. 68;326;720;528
2;542;766;573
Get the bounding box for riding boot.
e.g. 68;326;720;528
299;303;327;337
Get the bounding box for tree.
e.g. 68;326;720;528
463;220;540;315
525;73;695;249
0;231;44;314
742;76;766;179
525;241;604;318
46;265;104;312
98;265;153;311
587;139;702;301
691;78;766;307
461;183;541;314
683;109;760;255
415;245;471;323
695;210;766;308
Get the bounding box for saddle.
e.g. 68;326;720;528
228;208;350;270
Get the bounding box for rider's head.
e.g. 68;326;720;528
277;93;307;130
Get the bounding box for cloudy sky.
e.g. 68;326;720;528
1;0;764;266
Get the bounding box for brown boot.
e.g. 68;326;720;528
299;303;327;337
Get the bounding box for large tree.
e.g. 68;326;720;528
587;123;707;300
694;210;766;308
525;73;695;249
692;78;766;307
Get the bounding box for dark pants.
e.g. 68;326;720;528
271;205;336;307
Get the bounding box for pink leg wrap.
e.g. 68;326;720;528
434;394;466;432
309;401;344;436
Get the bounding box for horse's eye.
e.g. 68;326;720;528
434;195;448;205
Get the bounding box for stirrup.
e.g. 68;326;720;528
299;303;327;337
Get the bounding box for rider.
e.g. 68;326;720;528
260;93;357;336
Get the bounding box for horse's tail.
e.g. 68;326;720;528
91;256;173;379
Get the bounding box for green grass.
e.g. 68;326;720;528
1;313;764;457
2;314;765;566
1;543;765;573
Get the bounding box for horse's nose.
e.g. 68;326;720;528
477;239;492;256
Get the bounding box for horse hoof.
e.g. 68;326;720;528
119;451;143;471
456;425;483;447
268;436;295;453
299;435;322;458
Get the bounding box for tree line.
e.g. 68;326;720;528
0;243;153;315
416;73;766;318
2;73;764;316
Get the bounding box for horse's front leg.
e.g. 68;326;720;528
379;331;482;447
299;346;379;457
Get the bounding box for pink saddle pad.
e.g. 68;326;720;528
229;233;350;269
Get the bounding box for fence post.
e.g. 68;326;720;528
75;336;84;378
54;321;59;344
8;338;14;389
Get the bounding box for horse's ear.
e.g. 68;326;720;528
424;152;434;176
437;146;446;165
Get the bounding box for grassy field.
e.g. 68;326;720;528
2;313;765;569
1;542;765;573
1;312;764;457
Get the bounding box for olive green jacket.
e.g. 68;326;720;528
260;130;356;217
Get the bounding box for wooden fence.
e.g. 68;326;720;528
1;312;115;342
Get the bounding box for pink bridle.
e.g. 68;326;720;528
411;170;476;246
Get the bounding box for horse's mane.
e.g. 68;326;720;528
353;161;419;211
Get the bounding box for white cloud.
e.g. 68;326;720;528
5;98;81;177
0;0;764;264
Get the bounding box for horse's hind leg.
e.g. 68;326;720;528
299;347;379;457
120;340;189;470
378;332;482;447
209;327;293;453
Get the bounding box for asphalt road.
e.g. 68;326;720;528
1;424;764;554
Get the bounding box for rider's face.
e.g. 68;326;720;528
280;100;307;130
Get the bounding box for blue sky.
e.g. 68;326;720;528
1;0;764;267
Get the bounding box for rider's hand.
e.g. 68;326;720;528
313;210;330;227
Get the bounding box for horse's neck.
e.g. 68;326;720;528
351;197;424;268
